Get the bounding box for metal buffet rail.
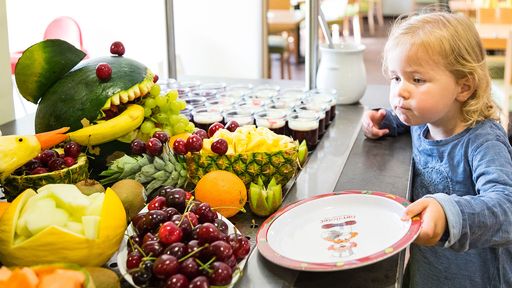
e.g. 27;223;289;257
0;81;412;287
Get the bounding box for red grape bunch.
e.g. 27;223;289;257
126;186;251;287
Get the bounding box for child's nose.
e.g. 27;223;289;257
396;81;411;99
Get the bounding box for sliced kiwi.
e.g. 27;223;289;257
85;267;120;288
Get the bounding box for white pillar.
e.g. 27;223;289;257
0;0;14;125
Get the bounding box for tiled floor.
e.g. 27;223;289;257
270;16;395;85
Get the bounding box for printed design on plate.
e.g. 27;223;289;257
320;215;358;258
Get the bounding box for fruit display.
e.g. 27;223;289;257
0;264;95;288
2;145;89;202
0;184;126;267
13;39;195;174
117;187;251;287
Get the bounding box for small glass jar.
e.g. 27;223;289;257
307;89;337;122
223;108;254;126
191;89;218;100
191;107;224;131
295;102;329;136
182;96;207;109
254;110;288;135
287;111;320;150
205;98;236;113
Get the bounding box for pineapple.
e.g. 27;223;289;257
1;152;89;201
187;126;299;187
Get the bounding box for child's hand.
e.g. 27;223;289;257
402;198;447;246
362;109;389;139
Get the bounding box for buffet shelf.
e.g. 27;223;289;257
0;81;412;288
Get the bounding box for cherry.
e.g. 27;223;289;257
164;188;187;212
211;138;228;155
164;273;189;288
158;221;183;245
147;196;166;211
31;167;48;175
225;254;238;268
183;211;199;227
64;141;81;158
143;232;158;244
173;138;188;155
130;139;146;155
228;233;251;260
131;212;147;228
208;261;233;286
96;63;112;81
63;157;75;167
142;240;164;257
225;120;240;132
110;41;125;56
179;257;201;279
193;128;208;140
126;250;143;270
162;207;180;220
152;254;179;279
146;137;163;156
153;131;170;144
197;223;221;243
214;218;229;235
39;150;59;165
24;159;42;171
189;276;209;288
208;240;233;261
131;269;152;286
186;134;203;153
208;122;225;138
163;242;187;259
153;74;159;83
48;157;66;171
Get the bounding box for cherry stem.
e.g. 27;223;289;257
178;243;209;262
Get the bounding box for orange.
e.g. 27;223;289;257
194;170;247;218
0;202;10;219
169;133;191;149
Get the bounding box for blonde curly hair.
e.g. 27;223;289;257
382;11;499;127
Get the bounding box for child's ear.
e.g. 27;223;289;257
456;77;475;102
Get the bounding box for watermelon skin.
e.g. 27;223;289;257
35;56;148;133
15;39;86;104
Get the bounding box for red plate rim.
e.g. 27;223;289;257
256;190;421;272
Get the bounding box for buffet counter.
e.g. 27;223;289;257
0;81;412;288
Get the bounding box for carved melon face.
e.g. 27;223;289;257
35;56;156;133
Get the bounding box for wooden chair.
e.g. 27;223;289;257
268;32;292;79
360;0;384;35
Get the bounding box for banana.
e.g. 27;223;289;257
68;104;144;146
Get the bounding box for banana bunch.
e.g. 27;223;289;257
99;146;188;198
68;104;145;146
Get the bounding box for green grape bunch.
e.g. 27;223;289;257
138;85;195;141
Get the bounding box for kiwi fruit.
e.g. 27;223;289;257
110;179;146;222
75;179;106;196
85;267;120;288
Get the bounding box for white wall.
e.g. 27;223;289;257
0;0;14;125
174;0;263;79
382;0;413;16
6;0;168;77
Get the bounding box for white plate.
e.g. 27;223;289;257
117;211;248;287
257;190;421;271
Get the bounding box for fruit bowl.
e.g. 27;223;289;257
117;204;250;287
